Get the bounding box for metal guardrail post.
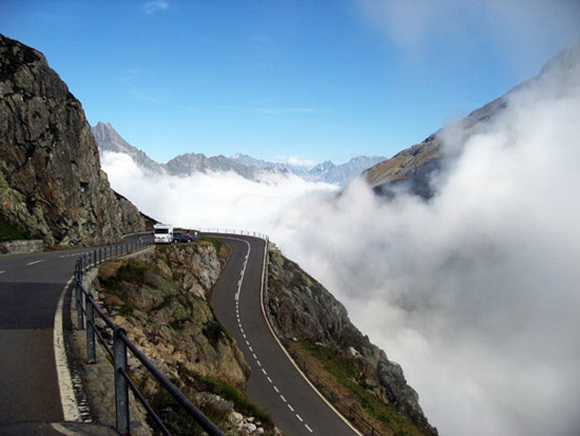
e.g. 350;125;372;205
75;280;84;330
114;326;130;435
86;294;97;364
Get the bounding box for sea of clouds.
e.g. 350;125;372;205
101;48;580;436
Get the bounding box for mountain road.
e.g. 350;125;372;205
209;233;359;436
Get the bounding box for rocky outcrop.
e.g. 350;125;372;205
96;243;249;388
266;244;437;436
93;243;277;434
0;34;146;246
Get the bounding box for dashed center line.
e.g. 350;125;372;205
26;260;44;266
0;271;5;275
231;237;315;434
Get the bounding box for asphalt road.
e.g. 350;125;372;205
0;234;149;426
0;247;86;422
209;234;359;436
1;232;358;434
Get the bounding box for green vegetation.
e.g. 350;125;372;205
0;217;28;242
146;388;224;435
142;367;275;435
202;320;227;347
301;341;425;436
101;261;150;287
183;369;274;429
202;236;223;254
99;260;155;317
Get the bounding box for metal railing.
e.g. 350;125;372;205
198;228;269;242
73;239;223;436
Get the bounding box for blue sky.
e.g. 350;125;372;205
1;0;579;164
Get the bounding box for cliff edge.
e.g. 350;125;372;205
0;34;145;246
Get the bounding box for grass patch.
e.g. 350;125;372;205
101;260;150;288
186;371;274;428
147;388;221;435
300;341;425;436
0;218;28;242
143;368;274;434
201;237;230;259
202;320;227;347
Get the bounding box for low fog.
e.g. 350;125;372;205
101;52;580;435
101;152;339;232
274;54;580;435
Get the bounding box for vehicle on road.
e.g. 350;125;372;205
172;231;193;243
154;223;173;244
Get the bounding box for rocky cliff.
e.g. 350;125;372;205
266;245;437;436
0;35;146;246
93;243;277;434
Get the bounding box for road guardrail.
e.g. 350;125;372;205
73;238;223;436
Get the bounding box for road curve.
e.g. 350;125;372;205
0;234;149;426
209;234;359;436
0;246;89;422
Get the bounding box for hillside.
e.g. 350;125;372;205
363;41;580;198
88;241;437;435
0;35;146;246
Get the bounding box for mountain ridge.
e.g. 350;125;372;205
92;121;385;186
363;40;580;198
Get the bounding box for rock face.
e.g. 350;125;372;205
94;243;276;434
0;35;146;246
97;244;250;387
266;245;437;435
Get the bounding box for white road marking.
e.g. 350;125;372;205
228;236;320;435
0;271;5;275
26;260;44;266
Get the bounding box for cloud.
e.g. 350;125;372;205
357;0;580;74
143;0;169;15
272;50;580;435
100;40;580;436
100;153;338;233
274;156;316;168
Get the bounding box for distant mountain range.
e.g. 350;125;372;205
92;122;386;186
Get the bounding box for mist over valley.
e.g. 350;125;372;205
97;43;580;435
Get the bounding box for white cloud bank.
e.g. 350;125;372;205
101;153;338;233
273;54;580;435
101;47;580;436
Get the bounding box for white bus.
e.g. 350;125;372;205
153;223;173;244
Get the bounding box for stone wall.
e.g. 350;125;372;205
0;239;43;255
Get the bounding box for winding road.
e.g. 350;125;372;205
0;232;359;435
209;234;359;436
